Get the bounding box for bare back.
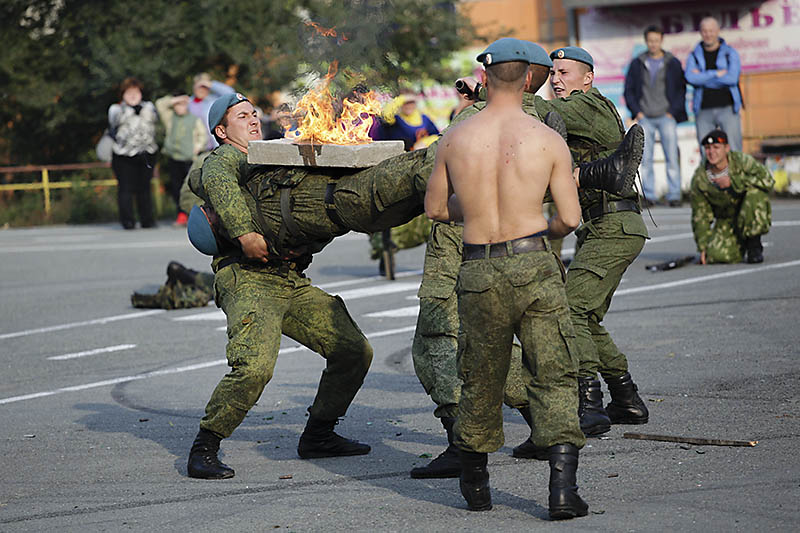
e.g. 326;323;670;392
428;102;578;244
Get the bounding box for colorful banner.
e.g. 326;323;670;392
579;0;800;86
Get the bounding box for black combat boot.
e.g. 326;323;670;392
297;416;371;459
459;450;492;511
548;444;589;520
544;111;568;143
410;417;461;478
745;235;764;263
167;261;199;285
578;377;611;436
187;428;235;479
604;372;649;425
512;407;548;460
577;124;644;197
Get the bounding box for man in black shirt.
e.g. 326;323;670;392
686;16;743;151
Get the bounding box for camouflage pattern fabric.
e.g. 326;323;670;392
536;87;649;380
534;88;634;208
189;144;436;258
369;214;432;259
131;272;215;310
199;264;373;438
690;151;773;264
453;250;585;453
566;211;647;379
411;222;531;419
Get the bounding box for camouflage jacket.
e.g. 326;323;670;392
452;91;542;125
534;88;631;207
690;151;774;251
193;144;257;241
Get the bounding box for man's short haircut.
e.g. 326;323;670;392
529;64;550;93
485;61;529;91
644;25;663;39
700;16;720;29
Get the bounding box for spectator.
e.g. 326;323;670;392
108;77;159;229
155;94;207;225
686;16;743;152
188;73;235;151
380;93;440;151
690;129;773;264
624;25;687;207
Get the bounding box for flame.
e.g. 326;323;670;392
286;61;381;145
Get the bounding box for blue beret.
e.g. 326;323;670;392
477;38;530;66
207;92;250;132
187;205;219;255
550;46;594;70
524;41;552;68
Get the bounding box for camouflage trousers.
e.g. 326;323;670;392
411;221;531;420
566;211;647;380
705;189;771;264
200;264;373;438
369;213;432;259
454;249;585;453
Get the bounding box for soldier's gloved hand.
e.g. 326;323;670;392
237;232;269;263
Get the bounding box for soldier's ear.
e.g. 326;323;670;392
584;69;594;87
214;124;227;140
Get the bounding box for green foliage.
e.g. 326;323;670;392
0;0;477;166
66;181;118;224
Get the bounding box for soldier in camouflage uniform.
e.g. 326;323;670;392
131;261;214;309
426;39;589;518
410;43;647;478
525;47;651;443
691;128;773;264
187;94;373;480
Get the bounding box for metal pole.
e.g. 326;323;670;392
42;168;51;215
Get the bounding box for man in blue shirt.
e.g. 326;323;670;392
686;16;743;152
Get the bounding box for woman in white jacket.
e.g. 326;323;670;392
108;77;159;229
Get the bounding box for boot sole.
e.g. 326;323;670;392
410;468;461;479
187;468;235;480
549;506;589;520
297;448;371;459
620;124;644;196
609;417;648;425
582;423;611;436
467;503;493;512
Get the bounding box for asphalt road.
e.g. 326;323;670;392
1;200;798;532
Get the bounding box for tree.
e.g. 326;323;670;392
0;0;477;165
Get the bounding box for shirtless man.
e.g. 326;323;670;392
424;38;588;520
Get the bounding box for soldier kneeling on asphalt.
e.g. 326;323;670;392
691;128;774;265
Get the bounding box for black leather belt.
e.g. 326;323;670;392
582;199;640;222
462;232;548;261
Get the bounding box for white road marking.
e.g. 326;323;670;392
173;311;226;322
0;310;164;340
616;259;800;296
365;306;419;318
0;241;188;254
173;281;422;323
316;269;422;289
48;344;136;361
333;282;420;300
0;327;412;405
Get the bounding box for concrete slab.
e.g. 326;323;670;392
248;138;405;168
